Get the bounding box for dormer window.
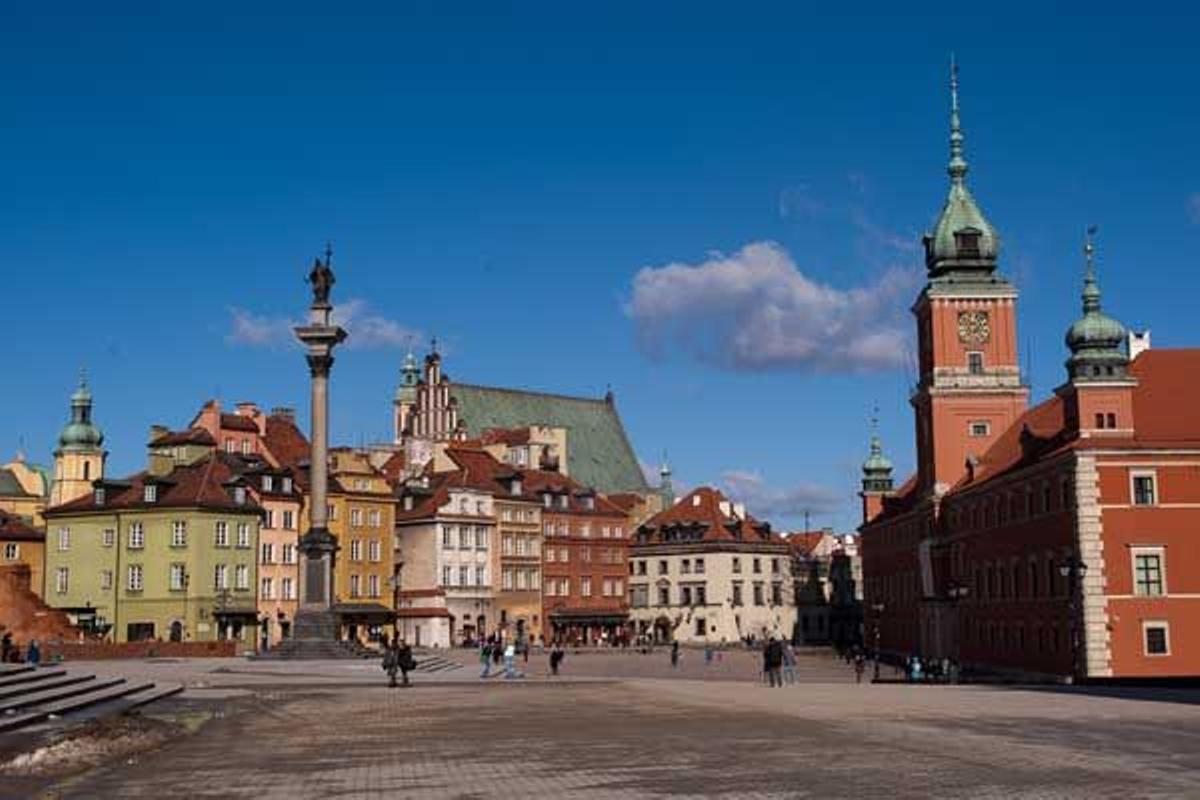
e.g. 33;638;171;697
262;475;274;492
583;496;595;510
94;487;105;506
543;493;552;508
282;477;293;494
403;495;414;512
955;229;981;256
557;494;569;510
511;479;522;496
144;485;157;503
234;486;247;505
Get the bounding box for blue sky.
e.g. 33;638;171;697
5;4;1200;532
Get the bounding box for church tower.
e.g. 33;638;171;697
393;350;420;444
912;59;1028;494
51;371;106;507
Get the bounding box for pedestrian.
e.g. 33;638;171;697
766;637;784;688
397;637;414;687
1;631;12;664
781;640;798;685
382;636;400;688
670;640;680;669
550;642;564;676
522;640;530;664
26;639;40;667
480;640;492;678
493;638;503;666
854;652;866;684
761;639;771;685
704;643;713;666
504;640;517;679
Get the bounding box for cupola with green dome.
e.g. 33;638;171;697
1065;227;1129;381
923;57;1003;282
395;350;419;403
57;370;105;452
861;416;894;494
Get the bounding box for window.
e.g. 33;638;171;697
327;504;337;521
658;586;670;606
680;585;692;605
57;527;71;551
144;484;157;503
213;564;228;590
241;440;251;456
282;477;293;494
214;521;229;547
732;557;741;574
753;558;762;574
476;566;485;586
613;526;623;539
261;543;275;564
476;528;488;550
100;569;113;590
262;475;274;492
581;546;591;563
580;523;591;538
459;528;472;550
351;508;363;527
460;498;470;514
442;565;451;586
128;564;144;592
367;510;380;528
282;577;294;600
557;495;568;510
546;548;555;563
732;582;743;606
1132;474;1157;506
695;617;706;636
771;558;780;574
955;229;981;255
516;569;528;590
170;563;187;591
225;440;236;453
128;523;144;550
969;421;991;437
2;543;15;560
637;560;647;576
282;510;295;530
102;528;115;548
94;487;105;505
368;540;381;562
282;544;295;564
1144;622;1170;656
55;567;69;594
967;352;984;375
368;575;379;598
459;565;469;586
350;540;362;561
442;526;453;548
1106;412;1117;429
753;583;764;606
261;577;274;599
236;522;250;549
1095;413;1105;429
582;577;592;597
264;509;275;529
658;560;668;575
772;583;783;605
350;574;361;598
681;559;691;574
1133;550;1165;596
694;584;704;605
234;487;247;505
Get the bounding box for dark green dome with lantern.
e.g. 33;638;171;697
1065;231;1129;381
56;372;105;453
861;430;894;494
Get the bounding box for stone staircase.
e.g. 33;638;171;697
253;637;375;661
0;664;181;734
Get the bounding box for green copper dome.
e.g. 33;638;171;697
925;59;1001;279
57;371;104;452
1065;231;1129;381
395;351;419;402
862;435;893;474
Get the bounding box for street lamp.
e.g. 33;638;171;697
389;558;405;637
182;572;191;641
1058;558;1089;682
870;602;885;681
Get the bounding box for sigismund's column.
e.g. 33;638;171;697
292;246;347;640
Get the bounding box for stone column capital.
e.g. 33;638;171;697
306;353;335;378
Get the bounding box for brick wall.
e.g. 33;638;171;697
43;640;237;661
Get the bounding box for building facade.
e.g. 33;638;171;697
43;442;261;649
0;509;45;602
630;487;794;645
860;65;1200;679
0;457;52;528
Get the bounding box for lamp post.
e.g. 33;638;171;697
871;602;885;681
1058;558;1089;683
946;581;969;678
182;572;191;641
389;558;405;638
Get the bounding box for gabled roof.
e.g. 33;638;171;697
637;486;780;545
220;413;259;432
46;452;263;516
151;428;217;447
448;384;648;494
264;413;311;468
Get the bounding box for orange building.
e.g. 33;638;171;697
860;66;1200;680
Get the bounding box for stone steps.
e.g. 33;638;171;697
0;673;95;701
0;667;182;734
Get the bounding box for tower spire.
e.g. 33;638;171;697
1082;225;1101;313
948;54;968;185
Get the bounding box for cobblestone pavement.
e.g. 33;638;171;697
17;662;1200;800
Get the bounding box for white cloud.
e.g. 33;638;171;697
720;469;843;520
627;241;918;373
225;299;419;351
1188;193;1200;225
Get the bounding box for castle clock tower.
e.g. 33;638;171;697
912;60;1028;494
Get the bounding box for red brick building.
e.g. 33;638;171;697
860;68;1200;680
527;470;630;645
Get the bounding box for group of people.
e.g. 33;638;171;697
0;631;40;666
904;655;961;684
760;637;798;687
381;635;415;688
478;636;531;679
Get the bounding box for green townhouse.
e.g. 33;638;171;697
43;434;263;649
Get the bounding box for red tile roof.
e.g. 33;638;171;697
46;452;263;516
264;414;311;469
220;413;260;433
785;531;829;557
480;427;532;446
151;428;217;447
0;510;44;542
637;486;780;545
379;452;406;483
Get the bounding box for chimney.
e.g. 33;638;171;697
1128;330;1151;361
271;406;296;423
148;450;174;477
236;401;258;417
149;424;169;444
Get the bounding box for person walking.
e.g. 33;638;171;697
480;640;492;678
397;637;414;687
781;640;798;685
761;639;771;685
1;631;12;664
854;651;866;684
670;640;680;669
383;636;400;688
26;639;41;667
704;643;714;666
549;642;564;676
504;640;517;679
766;637;784;688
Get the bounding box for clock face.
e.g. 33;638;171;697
958;311;990;345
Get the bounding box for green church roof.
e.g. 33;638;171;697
449;384;649;494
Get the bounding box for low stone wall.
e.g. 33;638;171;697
42;640;237;661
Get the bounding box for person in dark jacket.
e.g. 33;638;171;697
549;643;564;676
396;638;415;686
670;640;680;669
765;637;784;688
383;636;400;688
